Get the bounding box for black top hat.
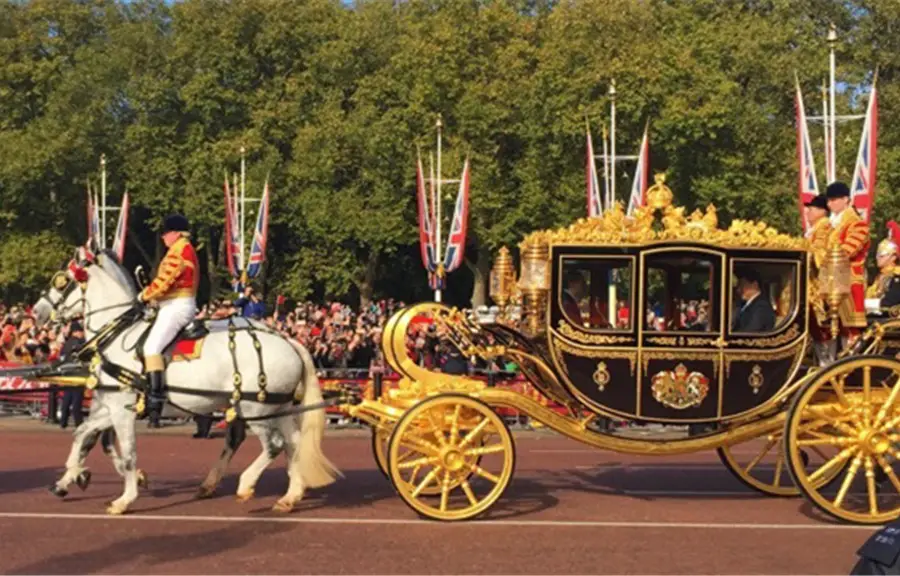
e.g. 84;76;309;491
162;214;190;234
804;195;829;211
69;321;83;332
825;181;851;199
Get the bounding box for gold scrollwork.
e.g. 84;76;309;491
641;351;720;378
730;324;801;348
519;174;807;252
550;337;637;375
748;364;764;395
650;363;710;410
593;362;611;392
724;343;802;376
556;322;635;345
646;336;679;346
686;337;720;347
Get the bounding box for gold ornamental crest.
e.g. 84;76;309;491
650;363;710;410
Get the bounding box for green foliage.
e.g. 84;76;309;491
0;230;70;302
0;0;897;303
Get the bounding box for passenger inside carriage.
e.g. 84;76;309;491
560;259;632;330
731;267;776;333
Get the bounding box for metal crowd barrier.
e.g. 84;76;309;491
0;362;555;430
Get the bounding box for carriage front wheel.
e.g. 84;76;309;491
387;393;515;521
785;356;900;524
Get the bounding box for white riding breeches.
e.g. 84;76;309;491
143;297;197;358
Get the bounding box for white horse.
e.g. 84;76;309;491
49;251;340;514
33;268;245;497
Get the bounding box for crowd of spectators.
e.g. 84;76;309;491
3;290;521;375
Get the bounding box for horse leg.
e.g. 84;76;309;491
99;428;148;489
235;422;284;502
105;408;139;515
197;419;246;499
272;415;305;513
51;410;111;497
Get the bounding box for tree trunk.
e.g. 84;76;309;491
468;245;492;309
359;250;379;308
208;228;223;298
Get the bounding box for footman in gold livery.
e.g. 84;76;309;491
338;174;900;525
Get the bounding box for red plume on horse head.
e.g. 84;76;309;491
887;220;900;241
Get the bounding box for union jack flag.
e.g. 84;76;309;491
111;192;129;263
850;81;878;224
442;158;470;274
627;123;650;216
223;175;242;285
794;75;820;233
246;179;270;279
585;122;602;217
416;152;438;283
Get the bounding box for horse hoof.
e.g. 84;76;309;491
49;485;68;499
235;490;254;503
272;499;294;513
137;470;148;489
106;503;127;516
75;470;92;491
196;485;216;499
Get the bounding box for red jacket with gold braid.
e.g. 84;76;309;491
826;208;870;329
141;236;199;302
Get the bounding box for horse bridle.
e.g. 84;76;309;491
36;272;85;323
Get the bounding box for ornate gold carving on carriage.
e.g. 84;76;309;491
339;173;900;525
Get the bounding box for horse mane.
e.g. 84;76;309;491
95;251;138;295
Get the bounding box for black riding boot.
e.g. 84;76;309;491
146;370;166;422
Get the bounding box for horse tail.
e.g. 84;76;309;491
289;340;342;489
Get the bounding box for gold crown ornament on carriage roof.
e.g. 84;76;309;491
518;173;807;252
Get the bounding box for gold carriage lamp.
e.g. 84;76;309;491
518;241;550;335
489;247;517;308
819;245;852;339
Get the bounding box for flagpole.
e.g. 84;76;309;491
827;24;837;183
821;81;830;183
435;116;443;303
601;125;609;213
240;146;246;286
100;154;107;250
609;80;617;210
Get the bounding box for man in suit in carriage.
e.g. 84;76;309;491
805;194;837;365
562;270;586;325
732;267;776;333
138;214;200;422
824;181;871;347
866;221;900;314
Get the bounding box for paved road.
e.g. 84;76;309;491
0;423;873;574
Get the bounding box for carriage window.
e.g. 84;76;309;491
730;260;798;334
560;257;633;331
644;252;721;332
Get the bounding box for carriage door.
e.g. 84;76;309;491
638;248;724;422
721;257;805;418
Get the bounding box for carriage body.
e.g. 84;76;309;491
342;176;900;525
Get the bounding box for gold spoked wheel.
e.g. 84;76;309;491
786;356;900;524
387;393;515;521
374;420;483;496
718;426;842;497
372;424;392;479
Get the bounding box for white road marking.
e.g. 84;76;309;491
574;464;726;471
0;511;878;530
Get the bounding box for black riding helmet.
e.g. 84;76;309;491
162;213;190;234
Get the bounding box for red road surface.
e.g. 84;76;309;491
0;423;874;574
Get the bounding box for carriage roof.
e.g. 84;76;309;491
519;174;809;255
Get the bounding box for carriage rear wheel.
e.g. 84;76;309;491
786;356;900;524
387;394;514;521
717;426;841;497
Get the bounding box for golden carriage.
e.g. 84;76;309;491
340;175;900;524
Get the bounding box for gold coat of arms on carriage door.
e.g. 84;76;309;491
650;363;710;409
